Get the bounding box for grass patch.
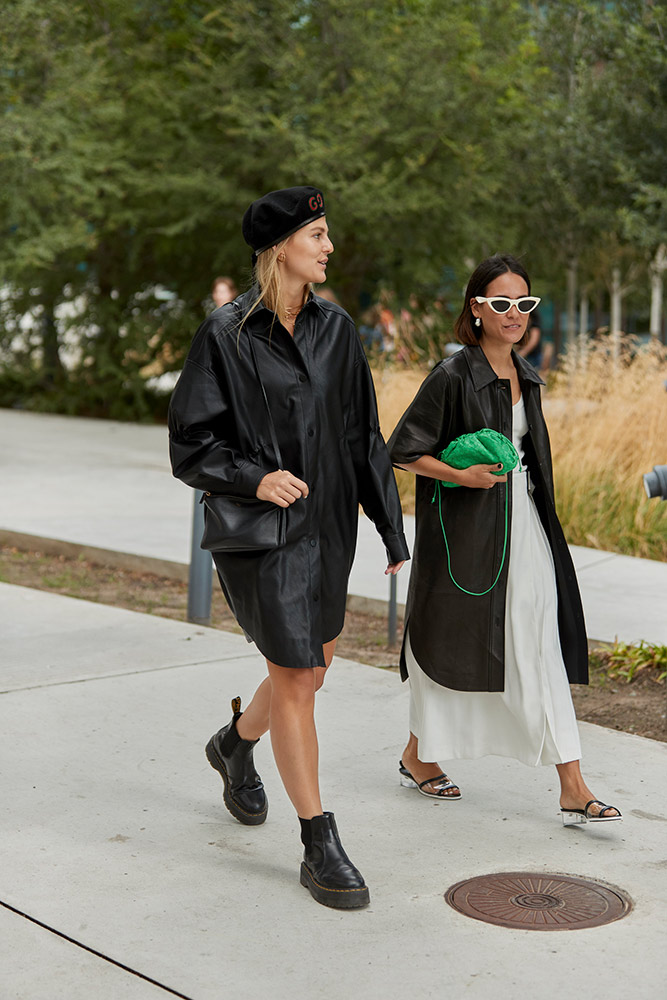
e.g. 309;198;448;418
589;641;667;685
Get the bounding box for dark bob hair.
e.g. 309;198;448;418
454;254;532;346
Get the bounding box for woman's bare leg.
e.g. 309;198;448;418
236;638;336;741
207;639;337;830
264;661;321;818
556;759;620;817
401;731;460;796
265;640;337;818
235;675;273;740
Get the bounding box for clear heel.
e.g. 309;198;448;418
400;772;418;789
561;810;587;826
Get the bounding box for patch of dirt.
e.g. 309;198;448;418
1;546;664;742
569;669;665;743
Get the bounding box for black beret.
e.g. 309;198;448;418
242;186;326;264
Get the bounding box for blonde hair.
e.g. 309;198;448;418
240;235;312;334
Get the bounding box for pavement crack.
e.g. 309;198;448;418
0;897;195;999
0;652;259;694
576;554;622;572
630;809;667;822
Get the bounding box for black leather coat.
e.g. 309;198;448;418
388;344;588;692
168;289;409;669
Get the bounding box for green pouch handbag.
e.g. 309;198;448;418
436;427;519;487
431;428;520;596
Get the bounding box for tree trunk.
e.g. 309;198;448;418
610;266;622;362
578;294;589;368
41;292;65;385
649;244;666;341
552;299;562;358
566;258;577;348
593;292;603;337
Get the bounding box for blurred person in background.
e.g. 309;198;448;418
358;304;385;354
516;308;543;370
315;285;340;304
211;275;238;309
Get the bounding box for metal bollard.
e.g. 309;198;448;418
388;571;398;648
187;490;213;625
643;464;667;501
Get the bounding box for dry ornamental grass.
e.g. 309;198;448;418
372;366;424;511
547;338;667;561
371;338;667;562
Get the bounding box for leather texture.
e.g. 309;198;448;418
205;713;268;826
300;812;370;909
388;344;588;692
200;493;285;552
169;288;409;668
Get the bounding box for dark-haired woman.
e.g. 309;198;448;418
388;254;621;825
169;186;408;908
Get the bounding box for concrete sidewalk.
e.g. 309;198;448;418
2;582;666;1000
2;408;666;644
1;408;666;998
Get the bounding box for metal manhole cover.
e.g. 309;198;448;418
445;872;632;930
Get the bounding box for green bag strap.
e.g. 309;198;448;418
432;479;509;597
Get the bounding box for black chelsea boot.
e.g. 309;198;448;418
299;812;370;909
205;697;268;826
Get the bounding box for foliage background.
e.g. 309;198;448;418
1;0;665;420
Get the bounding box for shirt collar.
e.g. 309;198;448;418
235;285;321;320
464;343;545;389
513;350;545;385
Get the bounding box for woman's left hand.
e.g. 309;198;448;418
385;561;406;575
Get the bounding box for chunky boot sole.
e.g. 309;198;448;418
300;862;370;909
205;737;268;826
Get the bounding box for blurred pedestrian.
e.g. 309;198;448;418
211;275;237;309
378;288;398;353
516;308;543;370
358;304;385;353
169;185;409;908
315;286;340;304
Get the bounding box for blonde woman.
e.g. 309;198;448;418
169;186;408;908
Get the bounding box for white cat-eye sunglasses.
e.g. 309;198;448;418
474;295;541;315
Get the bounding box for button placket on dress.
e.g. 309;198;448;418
292;308;324;663
488;377;514;689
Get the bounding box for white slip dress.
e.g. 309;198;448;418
406;395;582;767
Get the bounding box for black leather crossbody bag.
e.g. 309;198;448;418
200;328;286;553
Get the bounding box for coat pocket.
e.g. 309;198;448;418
200;493;286;553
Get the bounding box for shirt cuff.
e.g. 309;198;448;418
233;459;272;498
383;531;410;565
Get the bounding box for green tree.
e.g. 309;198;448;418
516;0;666;346
1;0;664;417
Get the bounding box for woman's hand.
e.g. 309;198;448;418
398;455;506;489
456;464;507;489
385;560;406;576
256;469;309;507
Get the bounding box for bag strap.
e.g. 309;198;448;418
245;326;284;470
433;479;510;597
